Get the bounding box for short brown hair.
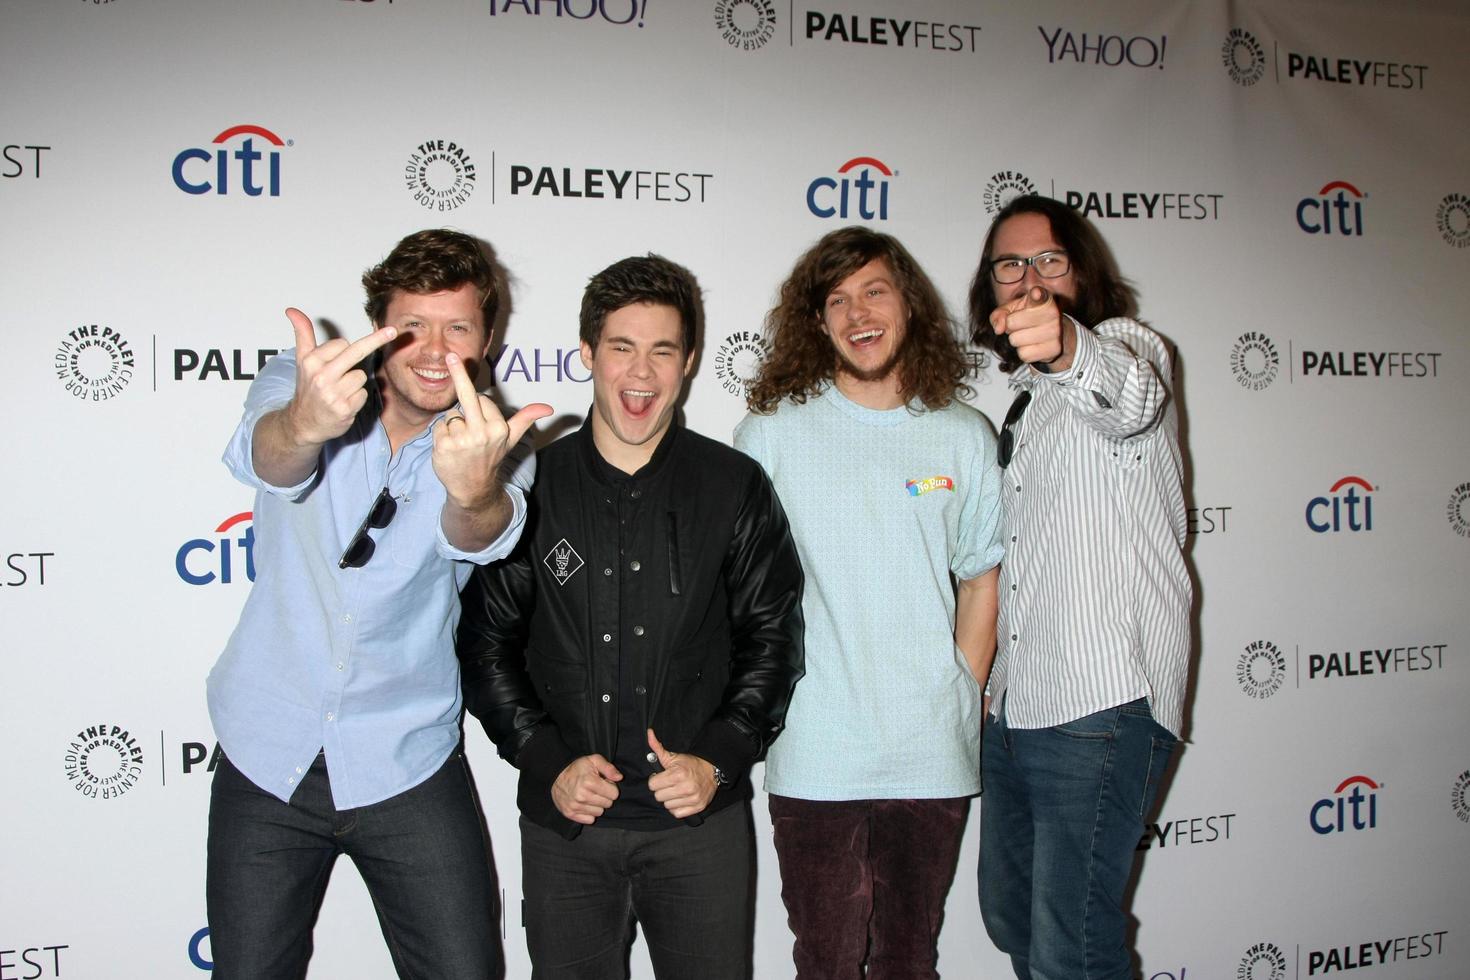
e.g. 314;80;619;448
362;229;499;326
578;254;700;353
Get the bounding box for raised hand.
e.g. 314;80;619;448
646;729;718;819
283;308;399;447
990;286;1071;371
551;754;623;825
431;351;553;508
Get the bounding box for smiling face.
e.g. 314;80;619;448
376;282;490;440
580;302;693;474
819;257;910;406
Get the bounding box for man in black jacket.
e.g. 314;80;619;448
457;254;805;979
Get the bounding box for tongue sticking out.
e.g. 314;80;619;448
621;390;655;418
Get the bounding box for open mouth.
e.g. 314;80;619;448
847;328;884;349
412;365;450;384
620;389;656;418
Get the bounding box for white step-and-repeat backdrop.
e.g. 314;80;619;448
4;1;1468;977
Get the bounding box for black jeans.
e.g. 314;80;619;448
206;750;501;979
519;803;754;979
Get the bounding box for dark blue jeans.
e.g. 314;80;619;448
206;750;500;979
519;803;754;980
979;698;1176;980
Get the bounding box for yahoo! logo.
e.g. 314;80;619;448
1296;180;1364;236
173;124;290;196
807;156;893;221
1309;775;1380;834
1305;476;1374;533
177;512;256;585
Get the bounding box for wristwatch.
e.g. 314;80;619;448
711;764;732;787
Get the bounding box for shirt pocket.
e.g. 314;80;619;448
389;496;441;568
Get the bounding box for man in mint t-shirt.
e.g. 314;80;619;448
735;226;1004;979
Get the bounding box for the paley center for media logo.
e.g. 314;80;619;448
55;324;134;402
63;723;145;800
715;0;776;51
405;138;476;211
1230;332;1279;390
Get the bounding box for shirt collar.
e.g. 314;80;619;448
576;408;682;486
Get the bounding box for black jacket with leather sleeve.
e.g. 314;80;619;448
456;420;805;839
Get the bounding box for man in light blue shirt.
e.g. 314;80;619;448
205;229;550;979
736;227;1004;979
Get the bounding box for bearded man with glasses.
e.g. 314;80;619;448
967;195;1191;980
204;229;551;979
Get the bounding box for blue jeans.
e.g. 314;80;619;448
206;750;500;979
519;803;753;980
978;698;1175;980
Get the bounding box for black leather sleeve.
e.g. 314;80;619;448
689;463;806;779
456;543;577;780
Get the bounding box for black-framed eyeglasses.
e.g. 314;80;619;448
339;487;398;569
989;250;1070;285
997;390;1032;470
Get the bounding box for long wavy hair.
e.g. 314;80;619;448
747;227;968;414
968;195;1137;374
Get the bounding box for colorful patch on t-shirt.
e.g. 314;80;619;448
905;476;955;496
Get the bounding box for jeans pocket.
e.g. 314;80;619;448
1137;735;1176;817
1053;706;1119;741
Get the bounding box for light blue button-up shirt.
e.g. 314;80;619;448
206;348;533;808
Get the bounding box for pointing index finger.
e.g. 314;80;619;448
445;353;484;425
332;325;399;375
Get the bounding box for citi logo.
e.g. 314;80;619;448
173;124;290;196
1309;774;1380;834
176;512;256;585
807;156;893;220
1296;180;1364;236
1305;476;1374;533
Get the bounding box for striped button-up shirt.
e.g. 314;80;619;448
988;317;1191;737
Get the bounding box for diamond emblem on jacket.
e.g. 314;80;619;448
543;538;584;586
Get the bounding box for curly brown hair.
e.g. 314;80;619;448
746;227;969;414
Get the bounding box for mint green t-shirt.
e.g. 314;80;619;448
734;387;1004;800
